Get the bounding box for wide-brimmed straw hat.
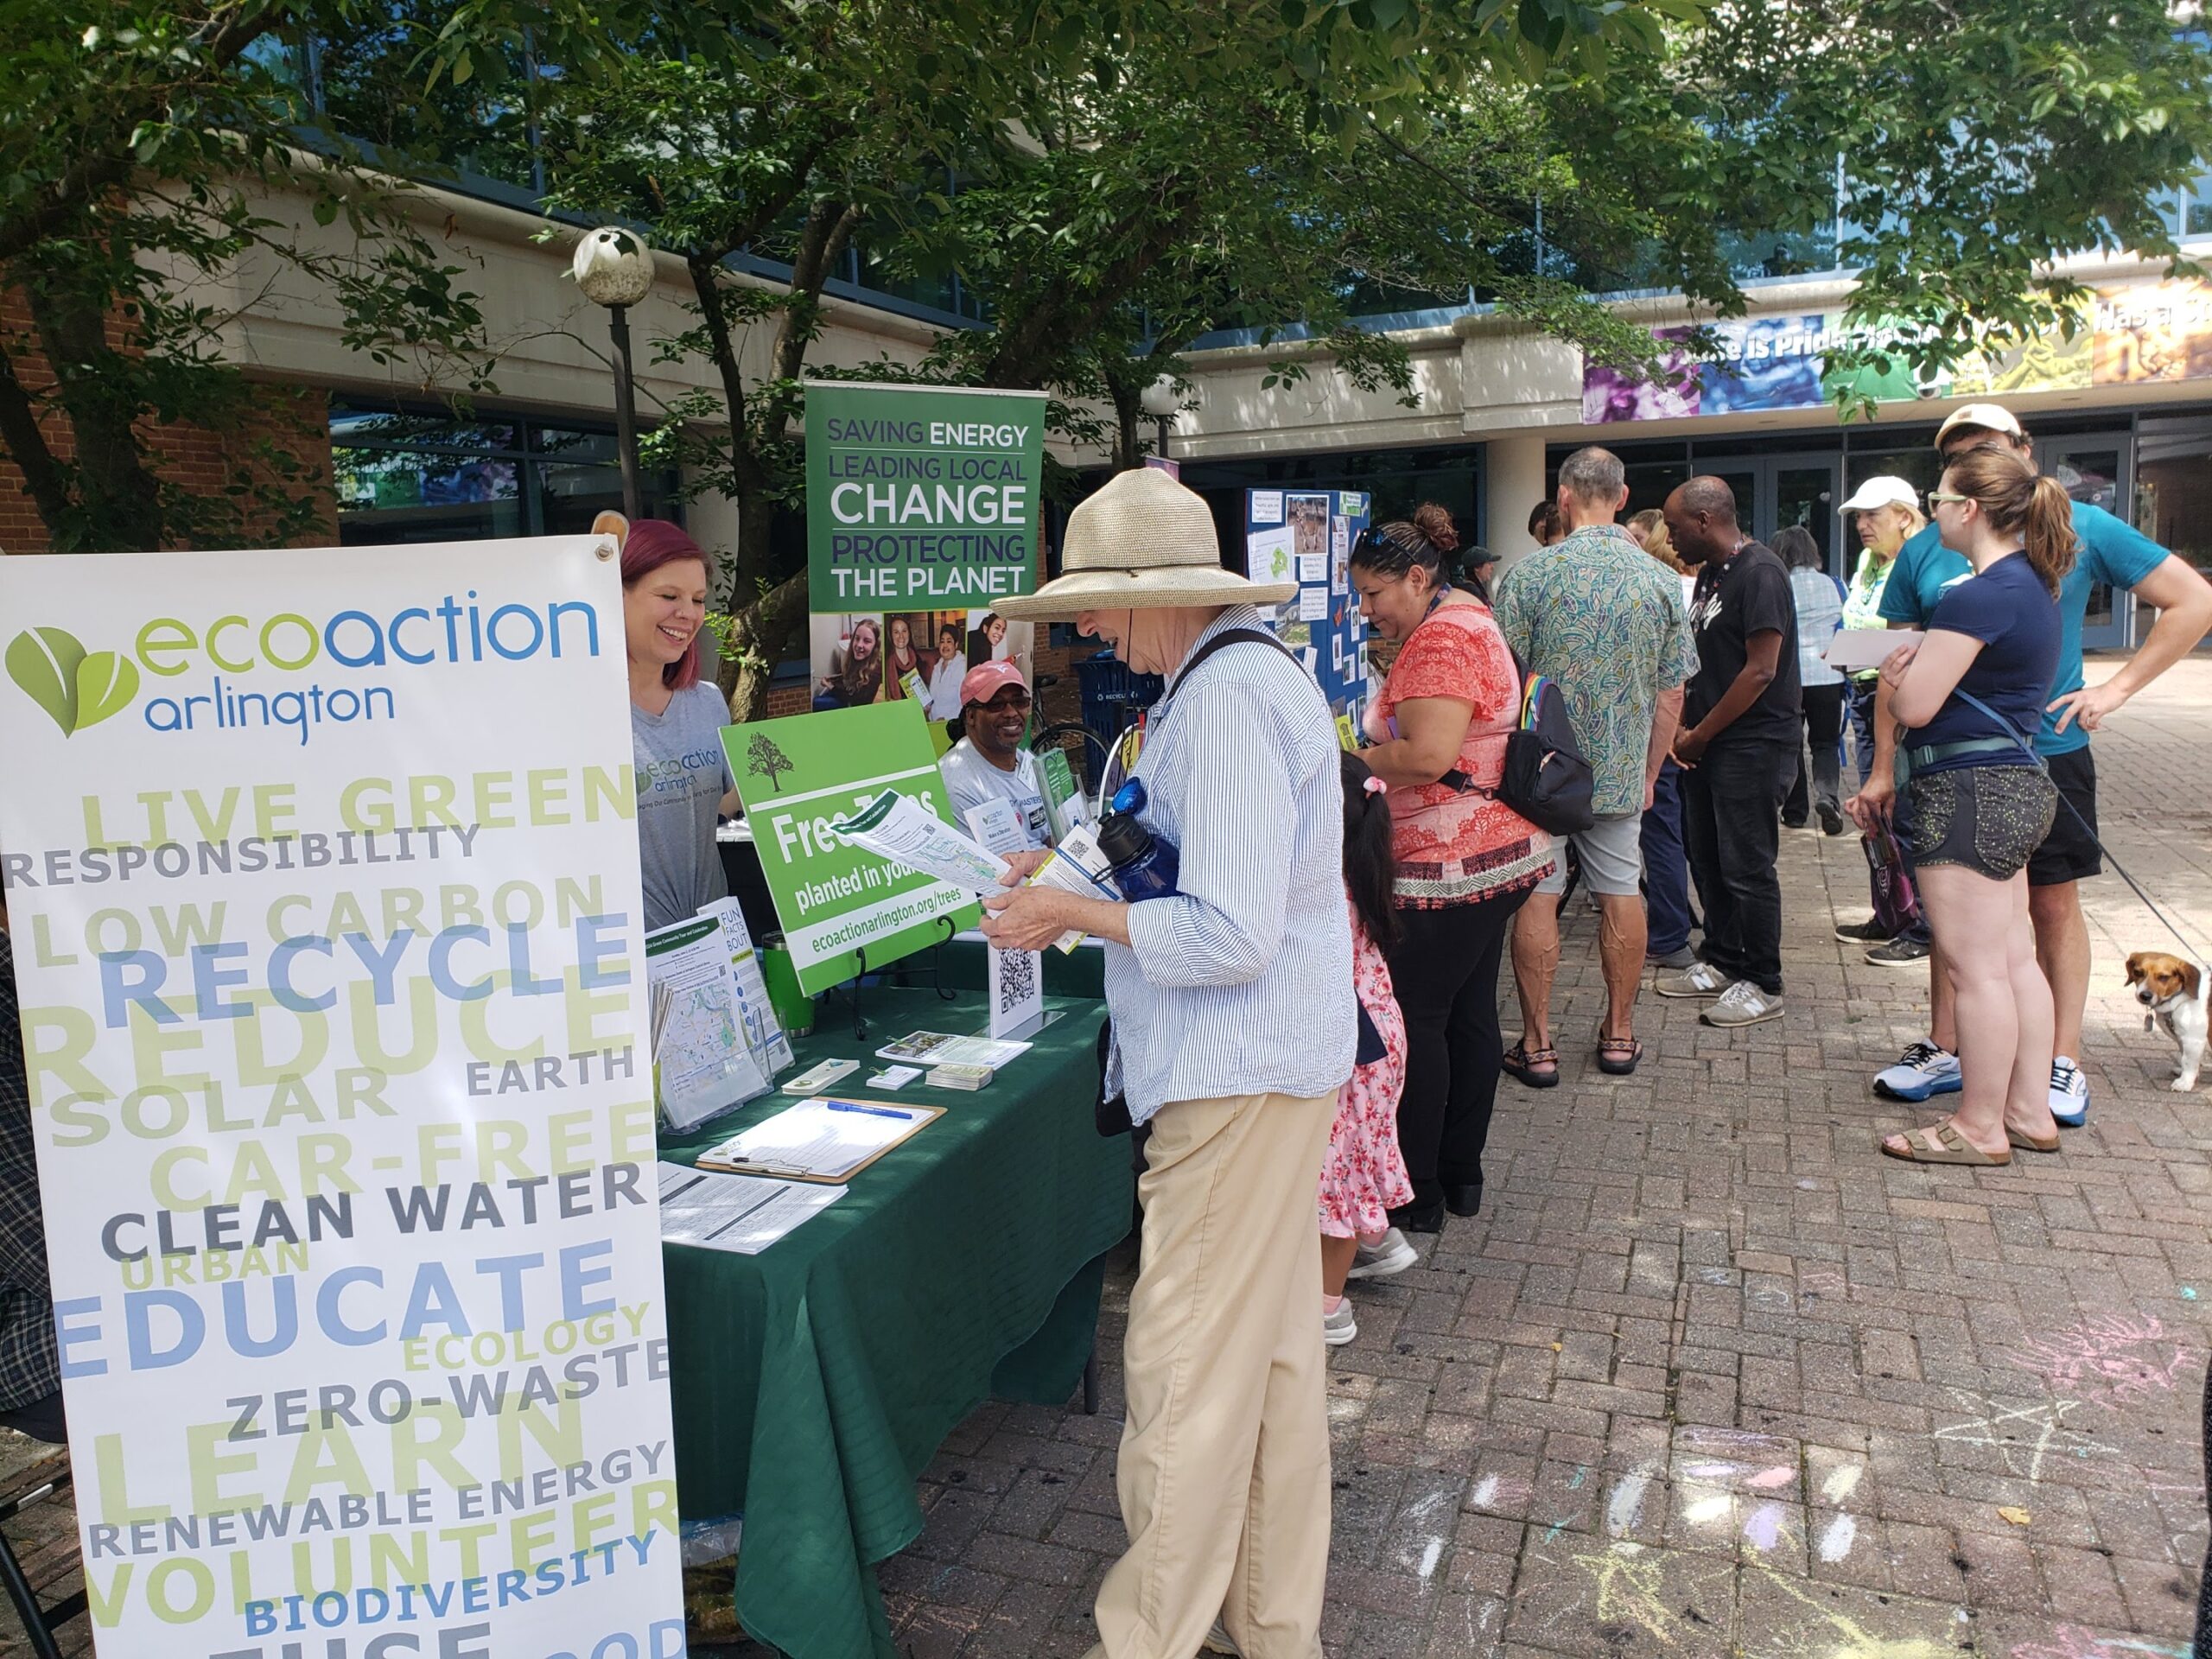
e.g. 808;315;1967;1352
995;467;1298;619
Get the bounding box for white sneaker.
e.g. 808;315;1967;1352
1345;1227;1417;1281
1700;980;1784;1027
1872;1040;1962;1103
1655;960;1730;998
1323;1299;1357;1345
1203;1620;1243;1656
2049;1056;2090;1127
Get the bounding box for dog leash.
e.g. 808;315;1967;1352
1949;688;2212;966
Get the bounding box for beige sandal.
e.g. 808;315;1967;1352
2005;1125;2061;1154
1878;1121;2012;1166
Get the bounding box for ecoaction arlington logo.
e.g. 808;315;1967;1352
4;593;601;747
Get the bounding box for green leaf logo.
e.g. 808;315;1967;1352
6;627;86;734
74;651;139;730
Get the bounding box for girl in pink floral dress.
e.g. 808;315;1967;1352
1322;753;1415;1345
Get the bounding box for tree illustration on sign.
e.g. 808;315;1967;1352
746;732;796;792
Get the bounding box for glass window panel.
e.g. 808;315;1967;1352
330;404;519;453
334;448;524;544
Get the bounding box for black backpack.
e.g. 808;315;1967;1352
1442;655;1597;836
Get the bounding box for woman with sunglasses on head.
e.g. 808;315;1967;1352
1351;503;1554;1230
1862;445;2072;1166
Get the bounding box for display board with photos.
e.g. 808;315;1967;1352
1243;487;1371;728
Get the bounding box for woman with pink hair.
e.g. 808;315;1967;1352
621;519;739;931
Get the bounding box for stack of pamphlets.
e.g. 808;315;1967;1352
925;1064;994;1091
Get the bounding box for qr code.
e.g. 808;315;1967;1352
995;948;1038;1015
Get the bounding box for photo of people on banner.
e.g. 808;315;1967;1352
811;607;1036;721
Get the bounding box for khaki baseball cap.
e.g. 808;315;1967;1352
1935;403;2024;446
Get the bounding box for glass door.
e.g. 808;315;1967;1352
2034;433;2133;649
1694;454;1843;575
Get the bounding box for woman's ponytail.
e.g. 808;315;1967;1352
2023;475;2080;597
1942;445;2081;597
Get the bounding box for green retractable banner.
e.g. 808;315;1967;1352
806;382;1047;610
725;698;978;993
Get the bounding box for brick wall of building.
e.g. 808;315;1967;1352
0;292;337;555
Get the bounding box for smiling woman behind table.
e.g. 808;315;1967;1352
618;519;740;932
1351;506;1553;1232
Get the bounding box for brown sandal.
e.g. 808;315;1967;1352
1878;1121;2012;1166
1597;1036;1643;1076
1503;1041;1560;1089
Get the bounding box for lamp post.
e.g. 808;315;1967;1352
571;227;655;519
1139;372;1179;465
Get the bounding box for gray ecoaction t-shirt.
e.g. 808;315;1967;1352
632;682;735;932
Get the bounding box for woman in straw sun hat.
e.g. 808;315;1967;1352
982;465;1354;1659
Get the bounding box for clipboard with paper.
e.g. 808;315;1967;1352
695;1096;945;1183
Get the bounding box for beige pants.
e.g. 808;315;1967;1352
1089;1089;1337;1659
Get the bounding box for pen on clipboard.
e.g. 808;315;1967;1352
827;1100;918;1121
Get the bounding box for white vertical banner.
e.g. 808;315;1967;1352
0;539;684;1656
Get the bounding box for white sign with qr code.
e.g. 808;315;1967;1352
988;944;1046;1039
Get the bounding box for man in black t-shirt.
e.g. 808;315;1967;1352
1655;477;1802;1027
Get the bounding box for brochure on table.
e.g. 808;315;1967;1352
1245;486;1370;727
645;906;790;1131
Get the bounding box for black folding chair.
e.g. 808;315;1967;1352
0;1454;86;1659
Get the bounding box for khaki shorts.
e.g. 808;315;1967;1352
1535;812;1644;897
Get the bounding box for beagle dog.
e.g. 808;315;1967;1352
2124;951;2209;1093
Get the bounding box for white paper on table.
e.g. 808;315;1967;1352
700;1096;932;1180
1246;524;1295;584
1250;490;1285;525
1297;554;1326;583
834;788;1011;894
1824;627;1923;671
1298;587;1329;621
656;1162;844;1254
875;1031;1033;1067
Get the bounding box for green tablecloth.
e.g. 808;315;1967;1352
658;988;1129;1659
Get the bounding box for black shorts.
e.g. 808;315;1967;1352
2026;746;2101;887
1906;764;2057;882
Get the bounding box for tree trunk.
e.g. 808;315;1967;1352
25;278;163;550
717;569;809;725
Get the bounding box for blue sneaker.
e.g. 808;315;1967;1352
1873;1040;1963;1102
2049;1057;2090;1128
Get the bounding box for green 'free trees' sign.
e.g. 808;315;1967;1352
725;698;980;994
806;383;1047;610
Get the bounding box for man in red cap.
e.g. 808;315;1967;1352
938;658;1053;849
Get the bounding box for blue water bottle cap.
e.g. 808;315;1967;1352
1110;779;1147;818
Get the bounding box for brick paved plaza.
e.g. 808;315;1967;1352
5;658;2210;1659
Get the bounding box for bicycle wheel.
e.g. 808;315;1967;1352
1029;721;1110;795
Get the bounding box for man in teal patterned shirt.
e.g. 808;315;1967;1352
1493;447;1700;1082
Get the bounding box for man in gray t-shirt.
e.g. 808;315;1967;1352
633;680;736;931
938;661;1052;849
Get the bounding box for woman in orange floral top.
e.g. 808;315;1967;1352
1352;504;1554;1231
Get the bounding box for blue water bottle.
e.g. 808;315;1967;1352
1096;779;1179;901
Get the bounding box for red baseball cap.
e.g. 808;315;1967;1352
959;659;1027;708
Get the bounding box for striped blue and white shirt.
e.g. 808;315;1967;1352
1105;607;1357;1122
